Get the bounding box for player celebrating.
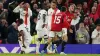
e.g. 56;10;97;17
43;1;60;53
49;6;70;54
43;1;69;54
35;5;48;54
59;6;70;54
66;3;75;24
17;19;35;54
13;2;32;33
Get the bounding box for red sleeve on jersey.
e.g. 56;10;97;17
63;13;70;29
66;11;74;24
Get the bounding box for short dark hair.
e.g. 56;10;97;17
51;1;57;4
61;6;66;12
18;19;23;24
68;3;74;7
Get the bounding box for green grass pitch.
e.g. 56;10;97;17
0;54;100;56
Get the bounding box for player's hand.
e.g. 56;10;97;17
69;29;73;33
19;2;24;8
42;24;46;28
22;44;26;48
96;33;100;37
4;9;8;12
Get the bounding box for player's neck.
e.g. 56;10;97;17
52;8;57;10
69;9;73;13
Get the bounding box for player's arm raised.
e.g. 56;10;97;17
13;2;24;13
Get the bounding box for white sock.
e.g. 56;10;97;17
36;41;40;53
25;47;36;53
47;43;52;53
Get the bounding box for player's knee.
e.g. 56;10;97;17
62;35;68;42
44;38;48;44
47;38;53;44
62;28;67;36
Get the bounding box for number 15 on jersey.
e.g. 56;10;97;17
54;15;61;24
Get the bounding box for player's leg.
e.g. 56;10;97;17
52;32;62;53
43;31;55;53
24;38;36;53
18;37;25;54
36;31;43;54
60;28;68;54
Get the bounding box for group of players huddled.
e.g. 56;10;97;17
36;1;73;55
13;1;75;55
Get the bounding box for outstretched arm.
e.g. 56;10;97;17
13;2;24;13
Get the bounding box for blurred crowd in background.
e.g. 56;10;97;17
0;0;100;44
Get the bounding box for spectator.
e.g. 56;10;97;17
30;16;37;36
97;2;100;18
57;0;63;10
95;18;100;25
98;0;100;4
89;18;95;44
83;15;90;32
31;0;37;4
89;6;99;22
76;4;84;22
30;0;40;9
0;2;8;19
32;3;40;17
71;8;80;26
93;1;98;8
0;19;8;44
82;2;89;14
76;22;90;44
7;22;18;44
92;24;100;44
64;0;69;9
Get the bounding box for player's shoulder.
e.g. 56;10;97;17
48;8;53;12
48;8;52;11
18;24;25;31
40;9;47;14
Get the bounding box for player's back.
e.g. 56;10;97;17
18;24;32;40
37;10;47;23
50;12;65;32
36;9;47;30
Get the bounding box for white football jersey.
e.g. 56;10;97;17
36;9;47;31
18;24;32;40
13;6;32;32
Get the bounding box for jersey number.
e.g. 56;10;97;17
54;16;61;24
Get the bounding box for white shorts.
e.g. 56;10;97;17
37;27;49;38
49;28;67;38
